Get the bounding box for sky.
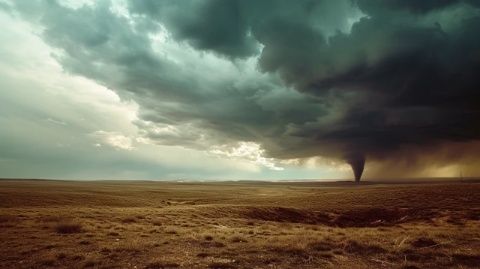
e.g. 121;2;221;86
1;0;480;181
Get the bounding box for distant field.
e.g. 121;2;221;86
0;180;479;269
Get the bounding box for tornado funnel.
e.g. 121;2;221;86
347;154;365;183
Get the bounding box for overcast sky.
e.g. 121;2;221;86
1;0;480;180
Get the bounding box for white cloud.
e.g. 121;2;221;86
210;142;284;171
91;130;134;151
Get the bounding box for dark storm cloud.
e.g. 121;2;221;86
13;0;480;178
129;0;259;58
301;3;480;154
356;0;480;14
128;0;361;58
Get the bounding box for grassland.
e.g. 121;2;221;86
0;179;479;269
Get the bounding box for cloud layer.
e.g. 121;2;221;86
3;0;480;179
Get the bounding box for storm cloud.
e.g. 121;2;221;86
6;0;480;179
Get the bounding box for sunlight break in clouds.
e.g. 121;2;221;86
210;142;284;171
91;131;135;151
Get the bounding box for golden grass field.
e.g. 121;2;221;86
0;179;479;269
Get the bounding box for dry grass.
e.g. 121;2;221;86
0;179;479;268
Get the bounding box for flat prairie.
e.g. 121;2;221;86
0;179;479;269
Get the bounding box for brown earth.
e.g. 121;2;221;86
0;179;479;268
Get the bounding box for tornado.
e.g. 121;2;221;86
347;153;365;183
